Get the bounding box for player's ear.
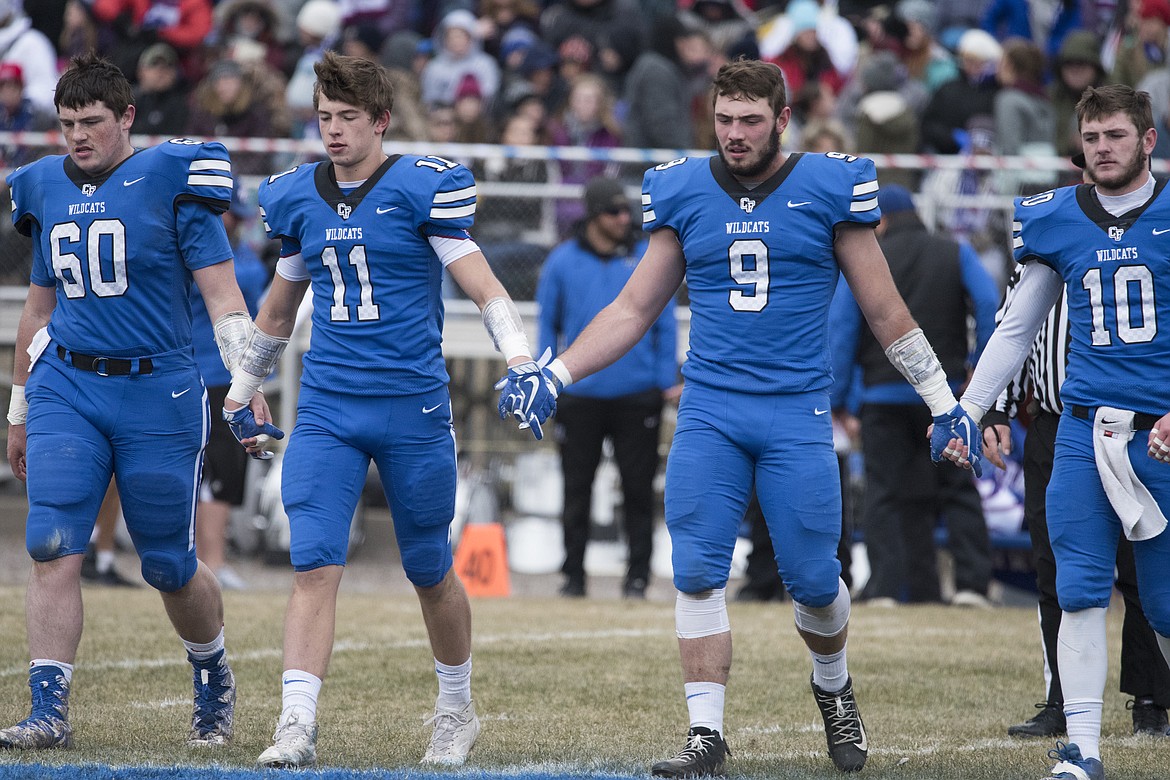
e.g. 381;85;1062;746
776;105;792;139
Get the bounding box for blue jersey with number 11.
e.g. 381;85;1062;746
642;152;880;394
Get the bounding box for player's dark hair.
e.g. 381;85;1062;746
54;52;134;117
711;58;787;117
313;50;395;126
1075;84;1154;136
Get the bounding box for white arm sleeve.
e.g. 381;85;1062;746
429;235;481;267
962;262;1064;417
276;252;310;282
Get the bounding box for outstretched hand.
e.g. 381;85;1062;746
929;403;983;477
495;349;561;440
223;402;285;460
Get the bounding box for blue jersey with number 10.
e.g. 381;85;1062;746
7;140;235;358
642;152;880;394
1013;179;1170;415
259;154;476;396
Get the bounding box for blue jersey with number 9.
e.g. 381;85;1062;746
641;152;880;394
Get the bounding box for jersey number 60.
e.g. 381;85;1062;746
50;220;128;299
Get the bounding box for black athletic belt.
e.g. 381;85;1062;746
1070;404;1159;431
57;345;153;376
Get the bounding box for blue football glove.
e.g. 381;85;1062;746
222;405;285;460
495;349;561;441
930;403;983;477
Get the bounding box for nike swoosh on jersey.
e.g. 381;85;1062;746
124;176;146;186
422;403;444;413
787;200;812;208
1154;228;1170;235
172;388;191;398
376;206;399;214
814;408;829;415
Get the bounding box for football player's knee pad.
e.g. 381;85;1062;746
676;588;730;639
25;517;80;561
139;550;196;593
400;538;452;590
792;578;850;638
26;435;102;510
785;557;843;607
120;469;187;510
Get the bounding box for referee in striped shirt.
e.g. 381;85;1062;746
983;257;1170;738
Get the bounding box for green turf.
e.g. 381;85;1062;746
0;587;1163;779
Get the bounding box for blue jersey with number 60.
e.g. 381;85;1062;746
641;152;880;394
1013;179;1170;415
8;140;234;358
258;154;477;396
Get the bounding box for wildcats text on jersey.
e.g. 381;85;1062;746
1095;246;1138;262
68;202;106;215
726;220;770;234
326;226;363;241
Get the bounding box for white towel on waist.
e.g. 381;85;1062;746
1092;406;1168;541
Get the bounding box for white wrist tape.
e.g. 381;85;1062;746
226;369;265;406
884;328;958;416
6;384;26;426
482;296;530;362
213;311;253;371
226;327;288;406
547;358;572;389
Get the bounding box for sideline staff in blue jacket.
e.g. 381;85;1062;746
537;176;679;599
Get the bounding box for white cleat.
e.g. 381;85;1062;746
257;712;318;769
421;700;480;766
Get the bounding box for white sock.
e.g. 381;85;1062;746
280;669;322;725
96;549;116;574
811;644;849;693
1058;608;1107;760
435;656;472;710
183;628;225;662
31;659;73;685
684;681;725;734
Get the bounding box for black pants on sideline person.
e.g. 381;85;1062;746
556;390;662;594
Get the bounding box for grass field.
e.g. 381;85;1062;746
0;586;1163;780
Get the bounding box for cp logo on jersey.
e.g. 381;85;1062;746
337;202;352;220
1109;226;1125;242
740;198;756;214
81;184;97;197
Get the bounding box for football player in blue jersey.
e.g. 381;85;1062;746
497;58;981;777
1;54;268;750
946;84;1170;780
225;51;538;769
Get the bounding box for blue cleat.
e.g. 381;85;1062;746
0;665;72;750
187;649;235;746
1044;741;1104;780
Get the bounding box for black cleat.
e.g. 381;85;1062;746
1128;697;1169;736
623;578;647;599
1008;702;1066;738
811;676;867;772
559;577;585;598
651;727;730;778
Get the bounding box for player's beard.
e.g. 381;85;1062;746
1089;144;1148;192
719;124;781;179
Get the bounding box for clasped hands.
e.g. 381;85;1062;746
495;349;561;440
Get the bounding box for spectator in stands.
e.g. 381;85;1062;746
472;111;549;246
679;0;754;58
132;42;190;136
216;0;292;78
0;62;55;168
59;0;99;63
1111;0;1170;88
512;42;567;124
425;101;457;143
338;22;382;63
191;191;270;592
477;0;541;64
851;50;921;189
995;38;1055;157
0;0;59;114
537;176;677;600
830;184;999;607
188;57;290;173
895;0;958;96
622;17;709;151
420;9;500;110
545;73;622;235
757;0;859;80
921;28;1002;153
767;0;848;100
89;0;214;83
539;0;646;82
286;0;341;137
801;117;852;153
452;73;495;144
935;0;992;39
1050;30;1106;158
